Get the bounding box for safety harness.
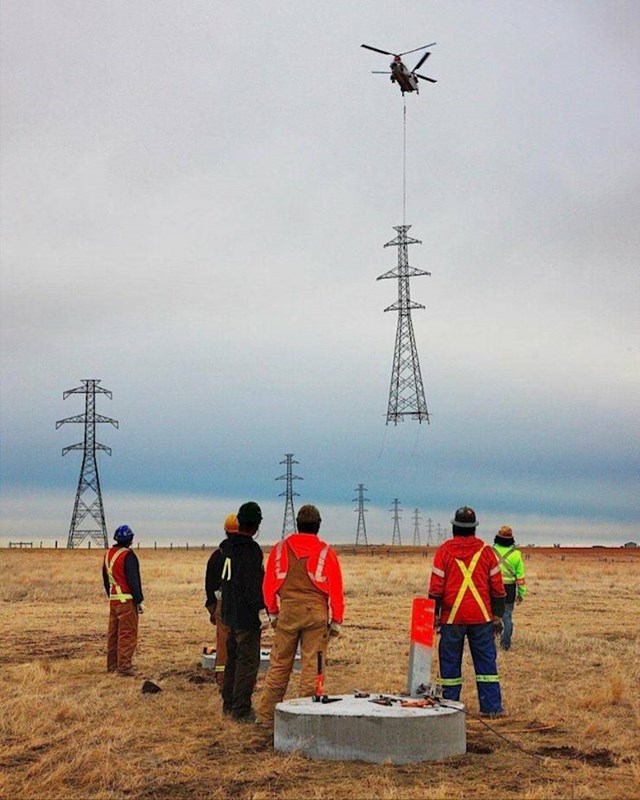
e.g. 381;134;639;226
104;548;133;603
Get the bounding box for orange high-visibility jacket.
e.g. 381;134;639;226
429;536;505;624
263;534;345;624
104;546;134;603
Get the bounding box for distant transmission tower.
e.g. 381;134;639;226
436;522;443;543
390;499;402;545
377;225;431;425
412;508;421;546
56;379;118;549
426;517;434;546
353;484;369;546
276;453;303;538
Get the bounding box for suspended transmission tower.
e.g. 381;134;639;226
276;453;303;539
426;517;434;546
353;483;369;547
377;225;431;425
390;498;402;546
56;379;118;549
412;508;422;546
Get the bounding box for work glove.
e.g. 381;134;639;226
205;602;216;624
270;614;279;630
434;616;442;633
492;617;503;635
329;621;342;638
516;595;523;605
137;603;145;615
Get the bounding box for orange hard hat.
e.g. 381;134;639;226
224;514;239;533
498;525;514;539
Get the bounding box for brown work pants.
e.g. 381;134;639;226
107;600;138;675
256;600;329;724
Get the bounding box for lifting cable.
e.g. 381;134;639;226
402;97;407;225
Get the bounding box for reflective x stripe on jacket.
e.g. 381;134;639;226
104;548;133;603
493;544;527;596
448;546;491;623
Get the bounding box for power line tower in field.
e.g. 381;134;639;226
353;483;369;547
276;453;303;539
412;508;422;546
56;379;118;549
436;522;443;544
426;517;434;547
377;225;431;425
390;498;402;546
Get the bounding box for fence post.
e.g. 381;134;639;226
88;541;91;549
186;542;189;551
154;541;157;551
55;540;58;549
170;543;173;550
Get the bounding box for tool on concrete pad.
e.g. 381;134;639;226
313;651;342;704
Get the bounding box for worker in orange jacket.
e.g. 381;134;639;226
205;513;239;688
102;525;144;676
256;504;344;725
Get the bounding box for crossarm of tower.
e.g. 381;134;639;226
377;267;431;280
278;490;301;498
56;414;86;428
275;474;304;481
384;300;426;312
62;441;113;456
95;414;119;427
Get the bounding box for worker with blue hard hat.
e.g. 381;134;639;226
102;524;144;676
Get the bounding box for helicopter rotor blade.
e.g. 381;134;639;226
399;42;437;57
413;51;431;71
361;44;396;57
415;74;437;83
372;71;391;74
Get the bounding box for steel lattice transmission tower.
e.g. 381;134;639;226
377;225;431;425
412;508;422;546
276;454;303;539
390;498;402;546
56;379;118;549
426;517;434;547
353;484;369;547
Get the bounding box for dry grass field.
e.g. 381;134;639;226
1;546;639;799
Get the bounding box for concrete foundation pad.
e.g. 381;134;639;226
274;695;466;763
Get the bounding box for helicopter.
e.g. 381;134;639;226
360;43;437;95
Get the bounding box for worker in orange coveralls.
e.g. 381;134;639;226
205;514;239;688
428;506;506;717
256;504;344;725
102;525;144;676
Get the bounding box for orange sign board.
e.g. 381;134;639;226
410;597;435;647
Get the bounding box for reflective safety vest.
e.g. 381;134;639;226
492;543;527;598
104;547;133;603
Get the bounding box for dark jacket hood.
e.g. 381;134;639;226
494;535;516;548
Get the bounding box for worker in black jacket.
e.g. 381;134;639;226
210;501;265;722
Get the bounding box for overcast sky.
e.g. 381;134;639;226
1;1;638;546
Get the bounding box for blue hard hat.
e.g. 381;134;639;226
114;524;134;544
